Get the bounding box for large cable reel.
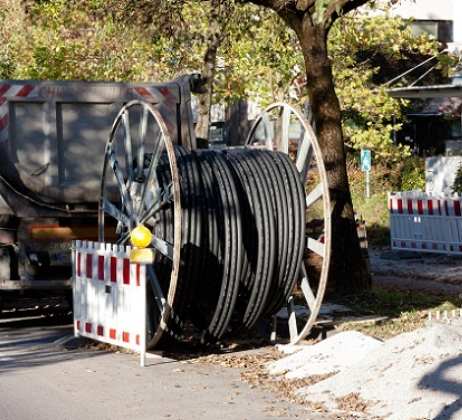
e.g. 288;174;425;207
98;99;330;348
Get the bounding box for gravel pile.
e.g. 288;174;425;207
269;324;462;419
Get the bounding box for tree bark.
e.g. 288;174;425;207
195;0;230;149
300;25;371;293
195;34;220;149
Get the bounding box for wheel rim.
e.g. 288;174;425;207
98;100;181;349
246;102;332;344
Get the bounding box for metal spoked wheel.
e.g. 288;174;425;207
98;100;181;349
246;102;332;344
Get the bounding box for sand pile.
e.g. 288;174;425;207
269;324;462;419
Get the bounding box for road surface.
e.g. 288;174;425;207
0;298;323;420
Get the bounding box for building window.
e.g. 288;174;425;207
410;20;453;43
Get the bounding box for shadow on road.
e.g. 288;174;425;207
0;297;109;374
419;355;462;419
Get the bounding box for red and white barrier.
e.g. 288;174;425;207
72;240;147;366
388;192;462;255
444;196;462;253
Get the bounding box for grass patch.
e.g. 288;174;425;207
347;155;426;247
328;286;461;339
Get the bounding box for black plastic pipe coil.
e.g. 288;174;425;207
153;146;305;345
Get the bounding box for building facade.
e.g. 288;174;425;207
373;0;462;155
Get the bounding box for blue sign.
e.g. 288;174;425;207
361;150;372;172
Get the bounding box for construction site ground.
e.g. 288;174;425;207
1;246;461;420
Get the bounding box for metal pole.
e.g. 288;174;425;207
366;170;370;199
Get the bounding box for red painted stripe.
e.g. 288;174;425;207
411;242;416;248
134;86;154;100
85;322;92;333
109;328;117;340
123;259;130;285
76;320;81;331
428;200;434;215
397;199;403;214
77;253;81;277
0;96;7;106
98;255;105;280
432;243;438;250
417;200;423;215
407;200;413;214
0;114;8;130
86;254;93;278
110;257;117;282
122;332;130;343
158;86;178;105
136;264;140;287
16;85;36;97
422;243;427;249
136;335;140;346
0;84;11;96
454;200;461;217
97;325;104;336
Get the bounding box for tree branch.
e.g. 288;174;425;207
327;0;371;20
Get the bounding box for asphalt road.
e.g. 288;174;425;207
0;299;324;420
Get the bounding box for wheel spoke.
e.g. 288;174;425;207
137;106;149;181
307;236;325;257
100;197;130;227
287;296;298;340
280;107;290;152
306;183;323;208
296;132;314;181
140;182;173;225
261;112;273;150
147;265;167;313
299;267;316;311
122;110;134;188
151;236;174;260
139;132;164;217
108;145;134;224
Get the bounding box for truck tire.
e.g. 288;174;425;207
0;247;11;280
0;215;18;228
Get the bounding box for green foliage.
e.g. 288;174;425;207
0;0;32;78
396;156;426;192
214;6;302;105
3;0;173;81
1;0;441;160
348;155;426;245
452;165;462;194
330;14;439;161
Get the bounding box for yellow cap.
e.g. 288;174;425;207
130;225;152;249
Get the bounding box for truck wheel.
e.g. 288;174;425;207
0;215;18;228
0;247;11;280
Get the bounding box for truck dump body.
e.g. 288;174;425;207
0;79;196;214
0;77;197;293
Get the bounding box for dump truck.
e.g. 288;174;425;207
0;75;199;310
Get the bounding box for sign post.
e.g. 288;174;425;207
361;149;372;198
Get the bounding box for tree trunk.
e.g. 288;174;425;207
195;0;229;149
195;40;218;149
297;23;372;293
